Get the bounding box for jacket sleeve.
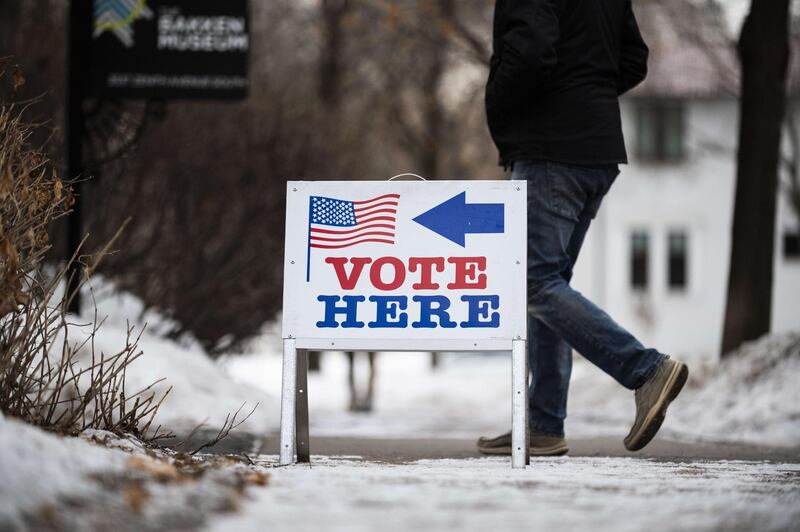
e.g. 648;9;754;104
489;0;561;105
617;0;648;95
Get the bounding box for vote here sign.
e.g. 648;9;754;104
281;181;527;351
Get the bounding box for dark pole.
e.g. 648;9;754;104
66;0;91;315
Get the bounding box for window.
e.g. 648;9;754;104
634;101;686;163
630;231;649;291
785;231;800;260
668;231;689;291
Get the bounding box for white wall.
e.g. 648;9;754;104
571;98;799;364
774;189;800;333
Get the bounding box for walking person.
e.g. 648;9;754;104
477;0;689;456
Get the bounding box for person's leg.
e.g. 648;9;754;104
524;168;607;437
527;316;572;436
520;161;665;390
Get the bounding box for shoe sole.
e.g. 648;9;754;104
477;443;569;457
625;361;689;452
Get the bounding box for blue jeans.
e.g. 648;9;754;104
512;160;665;437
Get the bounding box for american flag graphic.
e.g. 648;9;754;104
306;193;400;280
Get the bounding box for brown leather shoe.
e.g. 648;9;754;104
477;430;569;456
624;358;689;452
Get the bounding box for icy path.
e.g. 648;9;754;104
207;456;800;532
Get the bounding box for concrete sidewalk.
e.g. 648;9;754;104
188;432;800;463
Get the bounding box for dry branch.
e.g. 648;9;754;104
0;64;169;439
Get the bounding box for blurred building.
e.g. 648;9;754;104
572;0;800;363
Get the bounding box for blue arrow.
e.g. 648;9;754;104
412;192;504;247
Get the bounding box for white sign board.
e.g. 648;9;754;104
282;180;527;352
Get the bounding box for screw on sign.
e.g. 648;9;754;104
280;181;529;468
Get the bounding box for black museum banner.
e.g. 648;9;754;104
90;0;249;100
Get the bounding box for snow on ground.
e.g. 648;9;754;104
224;330;800;447
0;414;127;530
208;455;800;532
0;413;273;531
659;333;800;445
565;332;800;446
73;278;279;435
3;410;798;532
2;279;798;531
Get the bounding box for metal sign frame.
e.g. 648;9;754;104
279;180;530;469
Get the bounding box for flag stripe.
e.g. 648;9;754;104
352;193;400;205
310;228;395;241
354;205;398;217
310;231;395;243
310;238;395;249
354;201;399;213
311;216;396;230
351;215;396;225
309;223;395;235
355;208;397;218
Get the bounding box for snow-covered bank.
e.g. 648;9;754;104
569;333;800;446
225;331;800;447
668;333;800;445
74;279;280;435
0;414;127;530
0;413;273;531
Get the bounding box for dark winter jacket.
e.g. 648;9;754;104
486;0;649;167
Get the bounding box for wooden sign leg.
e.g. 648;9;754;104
296;349;311;463
279;338;297;465
511;339;530;468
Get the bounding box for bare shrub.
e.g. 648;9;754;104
0;62;169;439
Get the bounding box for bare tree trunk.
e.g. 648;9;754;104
319;0;349;110
721;0;791;356
418;0;451;181
347;351;376;412
310;0;350;372
421;0;453;371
